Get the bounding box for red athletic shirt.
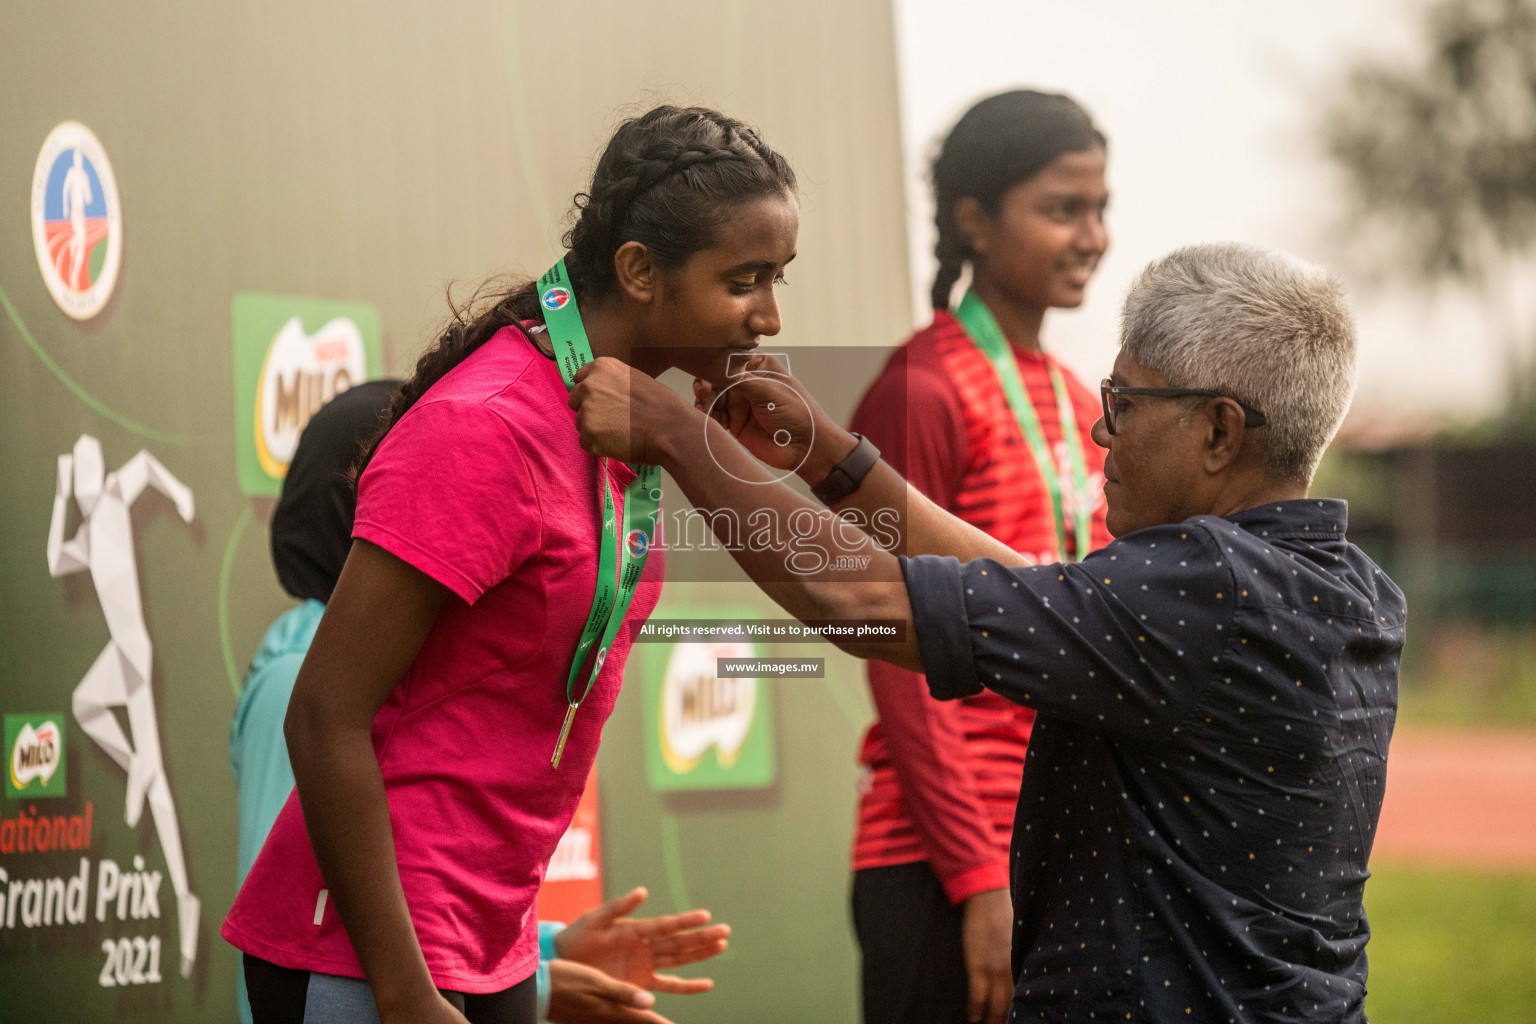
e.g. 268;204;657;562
849;310;1112;903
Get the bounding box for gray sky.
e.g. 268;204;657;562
894;0;1508;429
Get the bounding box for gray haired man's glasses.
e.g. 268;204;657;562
1100;380;1267;436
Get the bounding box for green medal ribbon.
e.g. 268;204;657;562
953;288;1092;562
538;258;660;768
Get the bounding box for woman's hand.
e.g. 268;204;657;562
568;358;697;466
546;960;673;1024
378;990;472;1024
961;887;1014;1024
555;887;729;994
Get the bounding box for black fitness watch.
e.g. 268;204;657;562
811;433;881;507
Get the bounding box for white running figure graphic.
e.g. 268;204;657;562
46;435;201;978
60;148;93;290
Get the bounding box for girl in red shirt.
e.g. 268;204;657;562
848;90;1114;1024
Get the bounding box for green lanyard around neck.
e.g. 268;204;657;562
538;258;660;768
953;288;1092;562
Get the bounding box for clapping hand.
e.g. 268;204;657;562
554;887;729;995
546;959;668;1024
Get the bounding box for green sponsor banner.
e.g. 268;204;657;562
231;293;384;496
639;607;776;791
6;713;67;798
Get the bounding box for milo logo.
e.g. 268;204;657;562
6;715;65;798
642;615;777;792
254;316;368;477
231;294;383;496
658;641;757;773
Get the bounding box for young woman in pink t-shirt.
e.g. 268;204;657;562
223;106;798;1024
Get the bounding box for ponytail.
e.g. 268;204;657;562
930;212;968;312
929;89;1105;311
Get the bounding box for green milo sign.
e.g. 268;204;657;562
638;609;777;792
231;293;383;496
6;713;66;798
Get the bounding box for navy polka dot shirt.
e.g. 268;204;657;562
903;499;1404;1023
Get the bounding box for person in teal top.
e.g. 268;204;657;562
232;381;729;1024
233;597;323;887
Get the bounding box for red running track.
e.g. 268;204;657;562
1373;726;1536;870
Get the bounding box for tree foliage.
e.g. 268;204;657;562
1324;0;1536;283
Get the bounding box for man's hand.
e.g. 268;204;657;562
554;887;729;994
691;353;831;473
568;358;697;466
547;959;674;1024
961;887;1013;1024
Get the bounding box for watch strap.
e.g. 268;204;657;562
811;433;881;507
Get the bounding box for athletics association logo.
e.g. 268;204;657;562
542;287;570;311
31;122;122;320
625;529;650;559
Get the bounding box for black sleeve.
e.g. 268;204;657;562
902;522;1237;743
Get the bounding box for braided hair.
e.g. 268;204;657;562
929;90;1105;311
358;105;796;474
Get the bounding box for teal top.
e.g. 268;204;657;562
537;922;565;1019
232;600;324;886
232;601;564;1022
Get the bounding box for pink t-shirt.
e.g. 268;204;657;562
222;325;663;992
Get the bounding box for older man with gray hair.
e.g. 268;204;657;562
569;241;1403;1024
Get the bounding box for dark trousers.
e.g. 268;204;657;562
244;953;537;1024
853;862;972;1024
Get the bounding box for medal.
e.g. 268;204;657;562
538;258;660;767
954;288;1092;561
